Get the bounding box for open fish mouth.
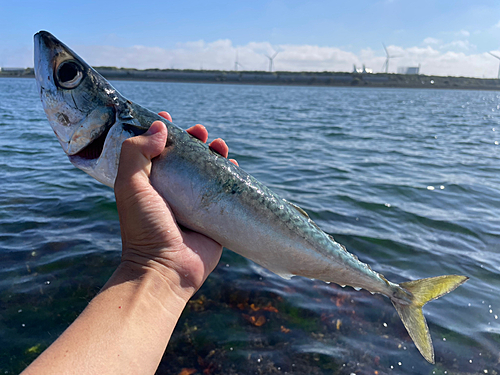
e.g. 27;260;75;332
71;127;111;161
66;119;144;187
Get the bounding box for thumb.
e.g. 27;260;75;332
114;121;168;194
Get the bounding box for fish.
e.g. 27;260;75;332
33;30;468;364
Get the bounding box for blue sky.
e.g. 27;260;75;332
2;0;500;77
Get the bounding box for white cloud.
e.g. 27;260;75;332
494;20;500;28
441;39;476;51
78;41;362;73
423;37;441;45
457;29;470;37
23;39;500;79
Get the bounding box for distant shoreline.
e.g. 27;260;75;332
3;67;500;91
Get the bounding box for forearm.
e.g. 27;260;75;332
22;261;193;375
22;118;224;374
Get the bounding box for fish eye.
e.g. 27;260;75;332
56;60;83;89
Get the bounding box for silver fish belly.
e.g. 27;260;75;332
150;123;391;293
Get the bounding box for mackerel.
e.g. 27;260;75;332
33;30;468;364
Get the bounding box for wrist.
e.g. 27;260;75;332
113;258;196;308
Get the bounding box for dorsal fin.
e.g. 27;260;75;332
283;199;309;218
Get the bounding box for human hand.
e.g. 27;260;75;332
114;111;236;299
22;112;236;375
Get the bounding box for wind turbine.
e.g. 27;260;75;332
489;52;500;79
382;43;400;73
234;51;244;71
265;51;279;72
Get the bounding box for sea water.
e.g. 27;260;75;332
1;77;499;374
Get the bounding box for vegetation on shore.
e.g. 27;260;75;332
2;66;500;90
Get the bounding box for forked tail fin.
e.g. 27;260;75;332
391;275;468;364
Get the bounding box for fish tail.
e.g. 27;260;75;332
390;275;468;364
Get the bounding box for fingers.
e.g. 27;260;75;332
208;138;229;158
156;111;238;166
114;121;168;194
208;138;238;166
158;111;172;122
186;124;208;143
187;125;236;164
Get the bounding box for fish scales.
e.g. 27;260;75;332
145;112;383;287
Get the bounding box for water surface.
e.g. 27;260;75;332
1;78;499;374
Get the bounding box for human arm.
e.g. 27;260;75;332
22;112;233;375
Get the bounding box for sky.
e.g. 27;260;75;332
2;0;500;78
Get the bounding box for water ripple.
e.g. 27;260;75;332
2;78;500;373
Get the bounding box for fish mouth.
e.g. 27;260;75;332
69;127;110;162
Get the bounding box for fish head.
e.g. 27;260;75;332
34;31;148;188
